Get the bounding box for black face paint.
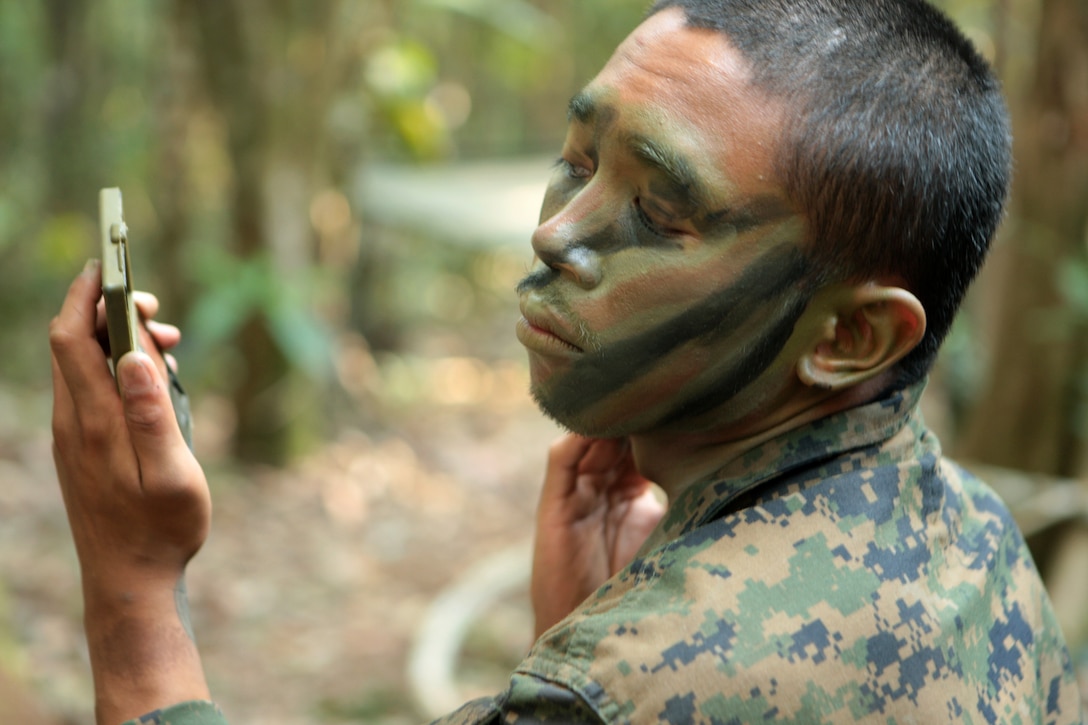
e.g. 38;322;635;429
517;265;560;293
520;202;696;295
657;290;811;425
698;195;796;238
531;244;813;427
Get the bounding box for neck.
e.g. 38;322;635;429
630;375;895;500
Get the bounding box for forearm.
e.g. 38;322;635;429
83;573;211;725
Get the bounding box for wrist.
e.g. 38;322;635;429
81;573;211;725
81;567;185;636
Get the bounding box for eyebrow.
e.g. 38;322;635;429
624;133;709;211
567;90;597;124
567;90;709;211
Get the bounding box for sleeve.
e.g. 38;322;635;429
427;674;606;725
116;677;605;725
121;700;227;725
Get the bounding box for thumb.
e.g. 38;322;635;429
117;351;187;460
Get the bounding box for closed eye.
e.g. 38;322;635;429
634;197;684;239
554;157;592;180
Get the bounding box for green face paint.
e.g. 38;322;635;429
518;8;817;437
518;237;813;435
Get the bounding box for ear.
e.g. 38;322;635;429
797;284;926;390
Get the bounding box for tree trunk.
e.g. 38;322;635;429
958;0;1088;478
181;0;366;464
184;0;292;464
42;0;93;214
149;2;198;322
956;0;1088;651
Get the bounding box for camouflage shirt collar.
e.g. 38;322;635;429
642;381;927;551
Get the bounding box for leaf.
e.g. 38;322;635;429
186;273;258;349
186;249;267;348
266;301;335;381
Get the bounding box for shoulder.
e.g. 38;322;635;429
517;455;1081;723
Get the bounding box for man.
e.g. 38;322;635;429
49;0;1083;723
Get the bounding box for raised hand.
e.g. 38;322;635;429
50;260;212;724
530;434;666;640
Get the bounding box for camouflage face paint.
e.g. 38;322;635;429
519;8;813;437
519;243;814;435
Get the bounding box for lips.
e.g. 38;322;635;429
516;304;584;354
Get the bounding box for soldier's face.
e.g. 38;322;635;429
517;8;815;436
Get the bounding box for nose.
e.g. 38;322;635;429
530;195;605;290
530;241;602;289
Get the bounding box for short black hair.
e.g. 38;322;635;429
649;0;1011;385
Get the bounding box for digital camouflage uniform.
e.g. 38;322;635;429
127;383;1083;725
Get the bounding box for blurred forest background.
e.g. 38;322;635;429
0;0;1085;722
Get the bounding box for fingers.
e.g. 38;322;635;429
573;438;652;502
546;434;596;474
134;293;184;353
95;294;181;352
540;435;647;519
543;435;635;488
135;324;172;382
116;352;190;479
53;260;102;342
50;261;118;417
133;291;160;318
576;438;630;476
539;434;596;506
146;320;181;350
50;353;77;442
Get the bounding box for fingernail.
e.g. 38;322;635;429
118;355;153;397
82;258;100;276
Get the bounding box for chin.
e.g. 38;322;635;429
530;385;634;439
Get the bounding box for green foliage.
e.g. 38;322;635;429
366;40;439;99
36;215;95;272
420;0;562;46
366;38;451;159
1058;260;1088;318
186;247;335;384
